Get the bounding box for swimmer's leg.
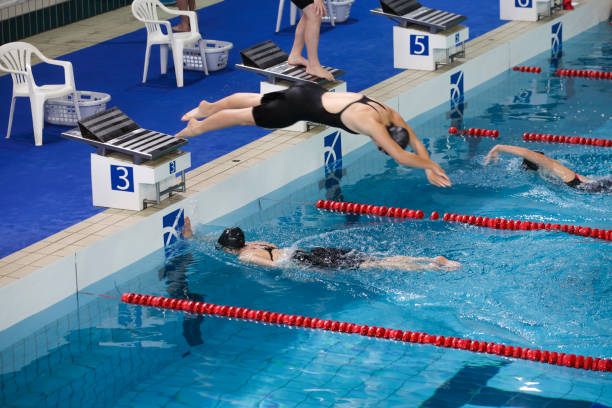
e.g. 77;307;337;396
176;108;255;138
182;93;262;121
363;255;460;271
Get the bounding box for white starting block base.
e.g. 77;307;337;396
393;24;469;71
500;0;553;21
260;80;347;132
91;150;191;211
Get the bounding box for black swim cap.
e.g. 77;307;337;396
217;227;245;249
522;151;544;171
387;126;410;149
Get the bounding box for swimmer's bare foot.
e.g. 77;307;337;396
181;100;212;121
433;256;461;270
175;118;200;138
306;64;334;82
288;54;308;67
182;217;193;239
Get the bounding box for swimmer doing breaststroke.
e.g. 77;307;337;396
176;83;452;188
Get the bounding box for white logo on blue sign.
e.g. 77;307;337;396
515;0;532;8
551;22;563;56
169;160;176;174
323;131;342;176
409;35;429;56
450;71;464;108
162;208;184;247
110;165;134;192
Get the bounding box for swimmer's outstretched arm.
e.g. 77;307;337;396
356;117;451;187
484;144;582;183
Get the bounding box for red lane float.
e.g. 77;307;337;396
554;69;612;79
522;132;611;147
513;66;542;74
449;127;499;138
442;212;612;241
121;293;612;373
315;200;425;219
313;201;611;241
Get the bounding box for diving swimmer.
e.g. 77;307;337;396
176;82;452;187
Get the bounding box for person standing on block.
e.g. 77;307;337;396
288;0;334;81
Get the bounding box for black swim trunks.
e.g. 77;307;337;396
291;0;314;9
566;174;582;188
573;176;612;193
292;247;371;269
252;83;388;134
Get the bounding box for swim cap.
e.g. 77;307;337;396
217;227;245;249
387;126;410;149
522;151;544;171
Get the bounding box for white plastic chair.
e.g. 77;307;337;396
275;0;335;33
0;42;79;146
132;0;202;87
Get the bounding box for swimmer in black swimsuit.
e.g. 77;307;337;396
213;226;461;271
484;144;612;193
177;83;451;187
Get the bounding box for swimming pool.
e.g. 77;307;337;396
1;19;611;408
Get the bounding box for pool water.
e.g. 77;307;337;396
2;22;612;408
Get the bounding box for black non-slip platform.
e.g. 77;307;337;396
372;0;466;33
236;40;344;85
62;107;188;164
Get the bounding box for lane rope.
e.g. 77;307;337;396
449;127;500;138
314;200;612;241
513;66;542;74
522;132;611;147
554;69;612;79
121;293;612;373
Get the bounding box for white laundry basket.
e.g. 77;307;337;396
183;39;233;72
44;91;111;126
323;0;355;24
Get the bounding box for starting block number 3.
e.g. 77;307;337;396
409;35;429;56
515;0;532;7
111;165;134;192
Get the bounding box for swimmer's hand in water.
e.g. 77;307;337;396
175;118;200;138
484;145;502;164
425;163;452;188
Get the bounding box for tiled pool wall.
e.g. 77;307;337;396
1;0;610;376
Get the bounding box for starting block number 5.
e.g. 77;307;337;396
409;35;429;56
515;0;532;7
111;165;134;192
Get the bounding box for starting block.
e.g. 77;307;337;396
236;40;345;85
62;108;190;210
371;0;469;71
500;0;560;22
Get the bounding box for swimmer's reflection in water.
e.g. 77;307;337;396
183;217;460;272
158;223;204;347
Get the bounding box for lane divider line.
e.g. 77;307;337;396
522;132;611;147
314;201;612;241
121;293;612;373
